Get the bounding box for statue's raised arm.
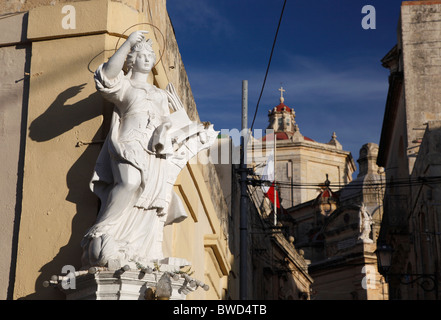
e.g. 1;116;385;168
102;30;149;80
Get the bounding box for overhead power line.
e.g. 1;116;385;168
248;176;441;191
250;0;287;131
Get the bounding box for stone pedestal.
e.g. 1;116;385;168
44;258;209;300
62;269;189;300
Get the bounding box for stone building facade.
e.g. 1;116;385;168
246;91;387;299
0;9;30;301
377;0;441;300
244;94;389;299
0;0;235;300
251;95;356;209
306;143;387;300
246;177;313;300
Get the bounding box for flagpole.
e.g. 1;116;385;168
273;131;277;226
239;80;248;300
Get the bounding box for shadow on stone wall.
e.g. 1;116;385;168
22;83;111;299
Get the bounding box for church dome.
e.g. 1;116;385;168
273;102;291;113
262;132;315;142
262;132;290;141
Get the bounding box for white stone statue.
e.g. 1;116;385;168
81;30;218;269
358;203;373;243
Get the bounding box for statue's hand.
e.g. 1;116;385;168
127;30;149;47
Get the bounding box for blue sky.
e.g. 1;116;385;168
166;0;405;173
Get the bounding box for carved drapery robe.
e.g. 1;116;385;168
81;64;218;267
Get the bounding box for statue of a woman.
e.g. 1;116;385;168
81;31;218;268
358;203;373;243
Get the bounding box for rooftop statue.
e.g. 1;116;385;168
81;30;218;269
358;203;374;243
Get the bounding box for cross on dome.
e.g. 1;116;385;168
279;86;285;103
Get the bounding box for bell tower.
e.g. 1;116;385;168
267;87;297;135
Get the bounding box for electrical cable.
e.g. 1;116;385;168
248;175;441;191
250;0;287;131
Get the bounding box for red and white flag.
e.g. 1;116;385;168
265;182;280;209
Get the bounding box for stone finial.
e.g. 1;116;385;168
357;143;380;177
327;132;342;150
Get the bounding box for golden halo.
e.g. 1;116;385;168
115;22;166;68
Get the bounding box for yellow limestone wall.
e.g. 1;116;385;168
13;0;232;300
